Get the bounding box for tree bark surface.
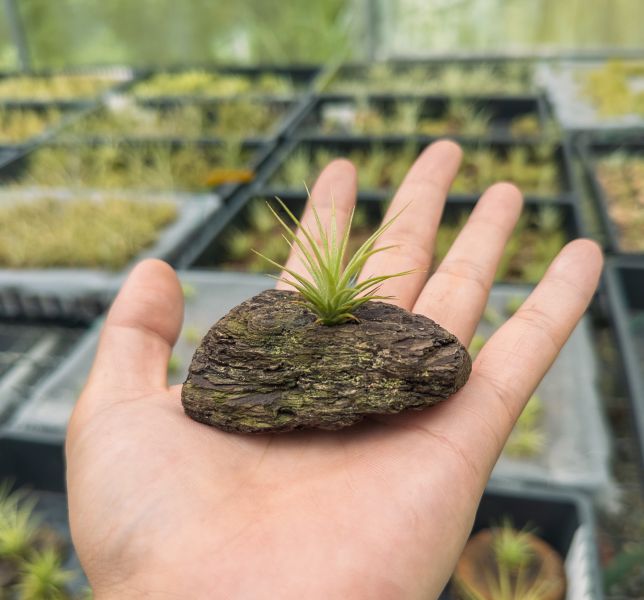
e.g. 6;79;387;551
182;289;471;433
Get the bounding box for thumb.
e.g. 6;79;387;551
85;259;184;397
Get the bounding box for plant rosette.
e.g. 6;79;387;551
181;198;471;433
453;522;567;600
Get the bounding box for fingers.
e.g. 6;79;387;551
413;183;523;344
419;240;603;482
358;140;463;309
275;159;357;290
85;259;184;395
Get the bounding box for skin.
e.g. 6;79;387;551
66;140;603;599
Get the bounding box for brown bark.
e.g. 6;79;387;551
182;289;471;434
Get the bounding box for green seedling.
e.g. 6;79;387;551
15;548;75;600
0;74;119;100
0;498;39;560
469;334;487;359
133;70;294;99
0;197;177;269
504;394;545;458
183;326;202;345
596;152;644;252
14;142;246;192
0;107;63;144
582;60;644;117
504;295;524;316
181;283;197;301
256;197;413;325
168;354;181;375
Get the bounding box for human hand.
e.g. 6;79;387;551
66;140;602;599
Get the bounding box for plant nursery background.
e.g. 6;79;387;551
0;0;643;599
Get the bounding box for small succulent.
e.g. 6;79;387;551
15;548;75;600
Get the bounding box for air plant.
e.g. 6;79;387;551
0;196;177;269
0;497;39;560
15;548;75;600
254;197;412;325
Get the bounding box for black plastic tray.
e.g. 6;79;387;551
190;189;583;281
578;138;644;255
440;482;602;599
285;93;554;143
604;257;644;473
258;136;578;204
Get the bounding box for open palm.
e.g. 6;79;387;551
66;141;602;599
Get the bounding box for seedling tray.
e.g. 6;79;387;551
0;66;134;108
439;482;601;599
0;138;270;199
260;137;577;204
0;102;92;149
2;272;270;445
604;258;644;472
537;60;644;132
0;189;221;321
58;95;312;146
286;93;554;143
128;64;320;101
191;191;583;285
0;434;88;595
579;140;644;255
481;286;611;494
324;60;538;97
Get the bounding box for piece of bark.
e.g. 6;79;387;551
182;289;471;433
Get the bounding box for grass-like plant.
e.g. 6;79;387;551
0;107;63;144
255;197;412;325
16;548;75;600
0;74;121;101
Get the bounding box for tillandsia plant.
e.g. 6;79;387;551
453;520;566;600
16;548;75;600
255;197;414;325
581;60;644;118
181;192;471;433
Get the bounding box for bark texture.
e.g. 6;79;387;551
182;289;471;434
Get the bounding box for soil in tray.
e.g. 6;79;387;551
595;152;644;252
0;196;177;269
132;70;298;99
272;142;562;197
0;106;65;145
581;60;644;118
64;99;288;140
2;141;251;192
0;73;123;102
328;62;535;95
215;198;567;284
310;98;544;139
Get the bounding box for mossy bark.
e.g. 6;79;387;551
182;289;471;434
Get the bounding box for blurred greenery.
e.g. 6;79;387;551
0;0;642;71
2;0;354;69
